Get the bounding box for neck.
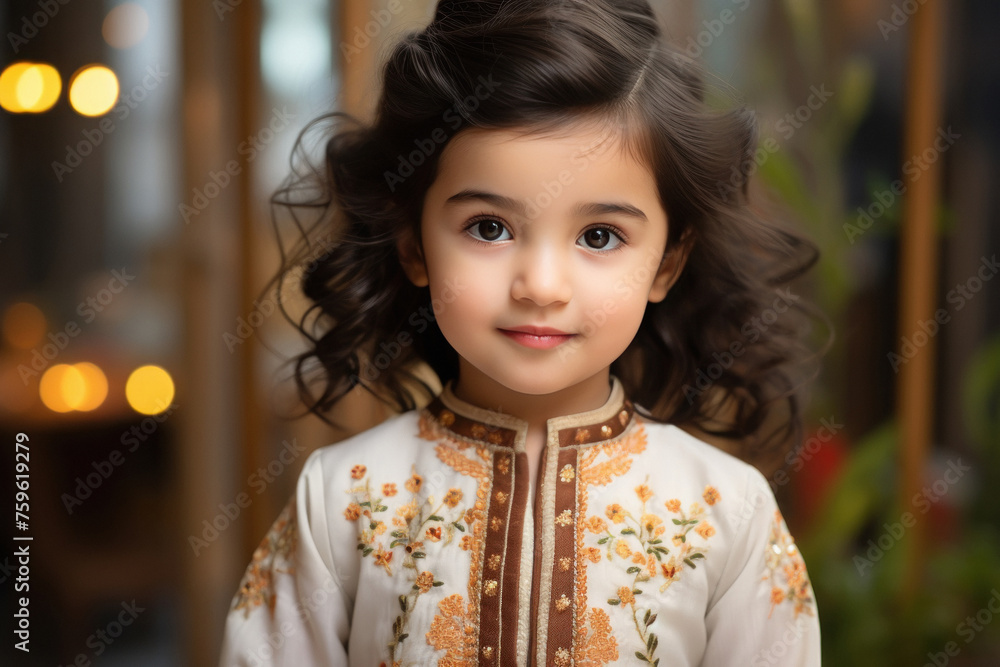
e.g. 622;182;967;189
451;363;613;434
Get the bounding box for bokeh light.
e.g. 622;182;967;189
2;302;47;350
39;364;76;413
16;63;61;112
103;3;150;49
72;362;108;412
125;365;174;415
69;65;119;117
0;62;34;113
0;63;62;113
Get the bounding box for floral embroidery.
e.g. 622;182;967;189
559;464;576;482
764;510;815;618
590;478;719;664
572;425;647;665
344;460;478;665
232;501;296;617
426;593;476;665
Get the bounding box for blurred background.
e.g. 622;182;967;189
0;0;997;665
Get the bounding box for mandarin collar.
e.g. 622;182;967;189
423;377;636;451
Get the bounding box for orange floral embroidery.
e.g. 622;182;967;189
405;470;423;493
615;540;632;559
373;546;393;574
703;486;720;505
444;488;463;507
764;510;815;619
635;484;654;503
427;594;475;664
344;503;362;521
617;586;635;605
350;464;367;479
605;504;626;523
573;608;619;665
382;483;398;497
233;501;296;617
586;547;602;563
586;516;607;534
426;526;442;542
695;521;716;539
640;513;665;538
416;571;435;594
665;498;681;513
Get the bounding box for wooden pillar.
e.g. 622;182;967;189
896;0;946;603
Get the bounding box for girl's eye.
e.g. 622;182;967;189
579;227;623;251
466;217;511;243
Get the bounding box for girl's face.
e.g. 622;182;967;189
403;123;686;407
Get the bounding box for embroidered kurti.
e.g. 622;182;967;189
220;379;820;666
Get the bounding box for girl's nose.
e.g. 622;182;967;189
510;245;573;307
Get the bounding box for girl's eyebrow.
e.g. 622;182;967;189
445;189;648;222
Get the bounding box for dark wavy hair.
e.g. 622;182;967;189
271;0;824;465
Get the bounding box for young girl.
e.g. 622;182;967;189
221;0;822;664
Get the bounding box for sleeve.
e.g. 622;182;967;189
219;451;352;666
701;467;821;666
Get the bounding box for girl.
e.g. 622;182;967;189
221;0;822;664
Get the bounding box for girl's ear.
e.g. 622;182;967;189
648;233;693;303
397;228;430;287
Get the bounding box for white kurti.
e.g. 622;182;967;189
220;379;821;666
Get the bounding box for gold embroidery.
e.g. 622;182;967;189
556;594;571;611
484;580;498;596
490;516;503;531
488;431;503;444
554;647;572;666
471;423;487;439
618;410;628;426
494;490;508;504
600;424;612;438
575;428;591;444
559;464;575;483
559;556;572;572
439;409;455;426
555;509;573;526
232;501;296;618
482;645;494;660
488;554;501;570
497;455;510;475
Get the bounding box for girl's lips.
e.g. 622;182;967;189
498;327;576;350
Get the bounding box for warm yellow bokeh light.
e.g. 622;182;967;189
103;3;150;49
72;362;108;412
69;65;119;117
40;364;76;413
2;302;47;350
16;64;61;113
125;365;174;415
0;62;33;113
